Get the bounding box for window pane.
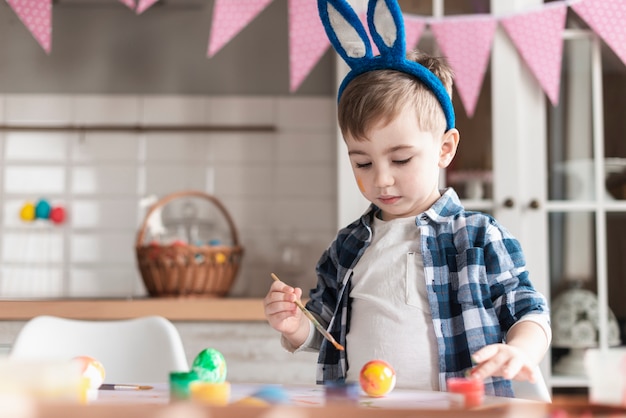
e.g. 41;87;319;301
547;37;595;201
607;213;626;343
603;46;626;201
444;0;489;15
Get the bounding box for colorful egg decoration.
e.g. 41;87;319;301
19;202;36;222
215;252;227;264
359;359;396;397
35;199;52;219
50;206;66;224
192;348;227;383
73;355;106;390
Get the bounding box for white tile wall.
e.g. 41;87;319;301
140;97;206;126
207;133;275;163
273;165;335;197
0;268;64;298
144;133;210;162
72;166;139;195
204;97;276;126
70;232;137;264
4;167;66;194
5;132;69;161
144;165;212;197
0;94;338;299
276;97;335;131
213;165;273;197
69;267;140;297
70;200;139;229
276;132;336;163
4;95;74;125
1;231;64;263
73;96;140;126
72;133;139;162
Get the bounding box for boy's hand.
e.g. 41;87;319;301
468;343;537;383
263;280;308;346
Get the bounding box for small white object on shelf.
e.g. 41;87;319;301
551;285;621;377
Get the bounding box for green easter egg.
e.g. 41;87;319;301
192;348;227;383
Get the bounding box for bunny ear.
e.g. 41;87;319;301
367;0;406;58
318;0;456;130
318;0;374;69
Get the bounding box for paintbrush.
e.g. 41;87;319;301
99;384;153;390
271;273;345;351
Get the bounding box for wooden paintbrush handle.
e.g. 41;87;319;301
270;273;344;351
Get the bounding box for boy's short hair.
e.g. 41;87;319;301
338;50;454;141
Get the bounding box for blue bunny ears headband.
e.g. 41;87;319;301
318;0;455;131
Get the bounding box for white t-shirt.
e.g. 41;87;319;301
346;215;440;390
283;213;552;388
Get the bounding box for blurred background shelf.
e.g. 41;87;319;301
550;374;589;389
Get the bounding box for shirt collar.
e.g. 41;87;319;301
423;188;464;224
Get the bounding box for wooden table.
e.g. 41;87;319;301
14;383;626;418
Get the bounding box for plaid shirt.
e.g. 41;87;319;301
305;188;549;398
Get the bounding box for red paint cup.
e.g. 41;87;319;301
447;377;485;408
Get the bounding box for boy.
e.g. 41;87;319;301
264;0;550;398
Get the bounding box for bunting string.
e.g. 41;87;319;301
5;0;625;115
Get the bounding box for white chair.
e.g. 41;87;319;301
10;315;189;384
511;367;552;403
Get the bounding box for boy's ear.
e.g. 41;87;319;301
439;129;460;168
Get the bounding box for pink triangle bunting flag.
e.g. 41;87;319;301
6;0;52;54
403;14;427;50
288;0;330;92
571;0;626;67
430;15;496;117
500;2;568;106
119;0;136;10
207;0;274;58
136;0;159;15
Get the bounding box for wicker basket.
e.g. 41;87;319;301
135;190;244;298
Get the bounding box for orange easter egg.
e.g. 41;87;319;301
73;356;106;390
359;360;396;397
215;252;226;264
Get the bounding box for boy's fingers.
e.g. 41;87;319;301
516;366;537;383
501;357;523;380
272;280;294;293
471;344;499;364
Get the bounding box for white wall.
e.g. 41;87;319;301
0;94;338;299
